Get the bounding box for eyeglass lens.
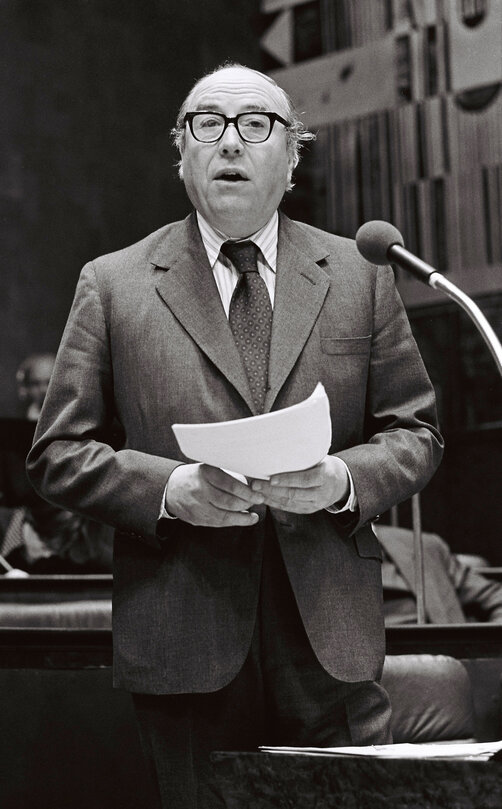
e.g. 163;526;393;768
191;113;272;143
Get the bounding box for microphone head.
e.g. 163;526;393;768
355;220;404;265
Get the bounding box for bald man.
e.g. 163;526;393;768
28;64;443;808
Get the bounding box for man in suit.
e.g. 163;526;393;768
376;525;502;624
27;64;443;808
0;354;113;575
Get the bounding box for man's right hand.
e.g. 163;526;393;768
165;463;264;527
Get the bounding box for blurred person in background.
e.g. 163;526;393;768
16;353;56;422
376;524;502;625
0;353;112;575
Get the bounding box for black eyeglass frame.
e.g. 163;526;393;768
184;111;290;144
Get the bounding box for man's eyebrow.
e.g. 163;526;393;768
192;102;270;112
240;104;269;112
193;103;223;112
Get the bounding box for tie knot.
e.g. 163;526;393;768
221;240;259;274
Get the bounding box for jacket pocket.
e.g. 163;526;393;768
354;527;382;561
321;335;371;355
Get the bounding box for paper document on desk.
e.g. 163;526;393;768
172;382;331;480
259;741;502;761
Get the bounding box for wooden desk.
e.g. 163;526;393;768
211;751;502;809
2;622;502;669
0;624;501;808
0;574;113;603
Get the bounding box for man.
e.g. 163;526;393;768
27;64;443;807
376;525;502;624
16;353;56;422
0;353;113;574
0;355;56;515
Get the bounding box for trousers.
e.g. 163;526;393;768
132;517;391;808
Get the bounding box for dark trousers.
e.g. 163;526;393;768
132;523;391;808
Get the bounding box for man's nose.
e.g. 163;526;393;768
218;123;244;154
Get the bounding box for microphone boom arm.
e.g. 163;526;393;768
388;243;502;378
356;221;502;627
429;272;502;378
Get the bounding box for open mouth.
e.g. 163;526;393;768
215;171;248;182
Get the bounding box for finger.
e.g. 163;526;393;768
252;481;322;501
208;488;263;513
258;489;318;511
203;466;264;506
259;494;318;514
253;468;321;492
216;509;260;527
204;506;260;527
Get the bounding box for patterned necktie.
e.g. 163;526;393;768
221;240;272;412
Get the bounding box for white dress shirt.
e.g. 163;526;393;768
197;210;278;315
160;211;357;519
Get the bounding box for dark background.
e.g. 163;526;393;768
0;0;262;416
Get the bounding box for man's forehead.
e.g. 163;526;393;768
188;68;288;114
28;358;54;379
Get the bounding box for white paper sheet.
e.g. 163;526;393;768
172;382;331;479
259;740;502;761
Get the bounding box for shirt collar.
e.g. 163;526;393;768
196;211;278;272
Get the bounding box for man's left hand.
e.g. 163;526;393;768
250;455;350;514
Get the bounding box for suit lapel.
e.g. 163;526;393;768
421;541;465;623
152;213;332;415
379;527;464;623
152;214;256;412
379;527;419;597
265;214;330;411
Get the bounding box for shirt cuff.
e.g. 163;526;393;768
159;482;177;520
325;461;358;513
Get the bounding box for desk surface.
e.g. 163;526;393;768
211;751;502;809
2;623;502;669
0;575;113;603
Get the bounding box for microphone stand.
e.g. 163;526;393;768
359;227;502;624
411;492;426;624
399;254;502;624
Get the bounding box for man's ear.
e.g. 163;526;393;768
177;153;184;181
286;156;296;190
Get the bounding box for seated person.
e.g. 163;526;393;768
1;354;57;511
0;504;113;574
375;524;502;624
0;353;113;575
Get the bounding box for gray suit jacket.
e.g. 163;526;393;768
27;212;443;694
377;525;502;624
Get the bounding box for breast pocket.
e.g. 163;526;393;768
320;335;371;355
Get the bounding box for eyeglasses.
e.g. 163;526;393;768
184;111;289;144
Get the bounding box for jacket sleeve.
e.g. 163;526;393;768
26;262;181;542
448;552;502;623
335;265;444;530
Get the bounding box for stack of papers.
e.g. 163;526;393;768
172;382;331;480
259;741;502;761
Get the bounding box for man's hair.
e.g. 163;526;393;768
171;62;315;191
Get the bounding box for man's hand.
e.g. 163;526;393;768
250;455;350;514
165;463;264;527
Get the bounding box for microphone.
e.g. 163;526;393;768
356;220;502;624
355;220;502;377
355;220;436;284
